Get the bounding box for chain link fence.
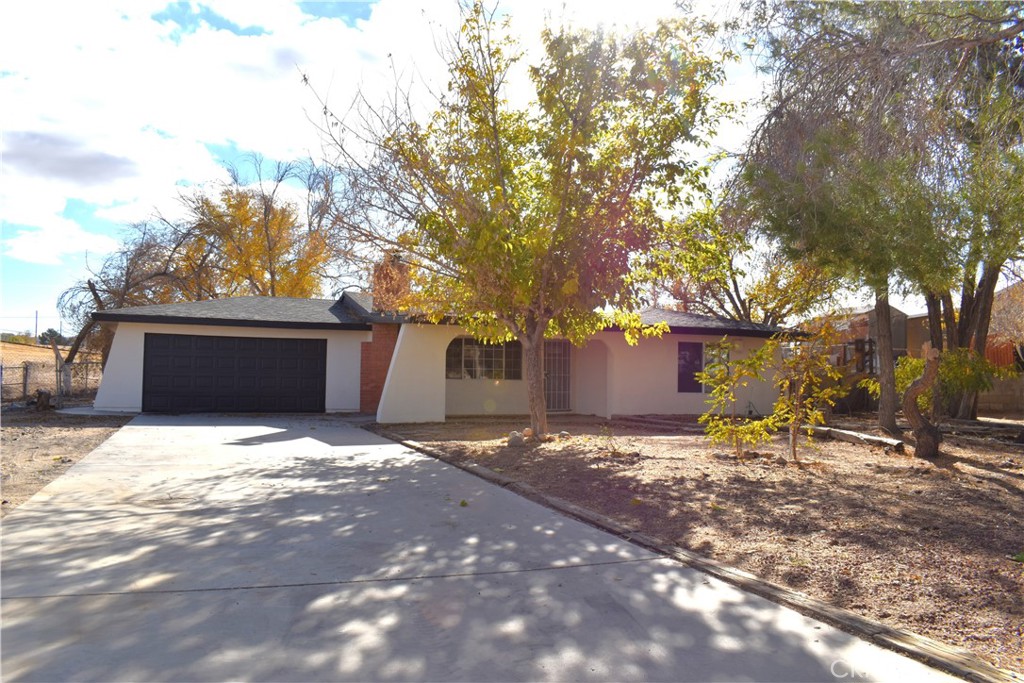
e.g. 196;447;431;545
1;361;103;402
1;342;102;401
2;362;50;402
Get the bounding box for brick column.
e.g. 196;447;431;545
360;323;400;414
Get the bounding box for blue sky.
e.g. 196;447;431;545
1;0;760;338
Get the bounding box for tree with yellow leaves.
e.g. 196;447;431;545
58;160;336;363
181;184;327;298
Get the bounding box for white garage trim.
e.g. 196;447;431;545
94;322;371;413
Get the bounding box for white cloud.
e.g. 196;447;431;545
1;216;120;266
0;0;758;275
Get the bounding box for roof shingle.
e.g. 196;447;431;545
640;308;791;338
91;296;370;330
91;297;791;338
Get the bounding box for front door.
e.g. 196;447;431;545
544;340;571;411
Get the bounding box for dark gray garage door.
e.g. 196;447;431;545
142;333;327;413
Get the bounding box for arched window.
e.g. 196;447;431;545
445;338;522;380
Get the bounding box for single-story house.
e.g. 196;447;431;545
91;293;787;422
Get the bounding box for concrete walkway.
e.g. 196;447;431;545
1;415;956;682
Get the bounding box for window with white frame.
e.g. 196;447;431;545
445;338;523;380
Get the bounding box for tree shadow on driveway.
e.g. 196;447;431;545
1;415;948;682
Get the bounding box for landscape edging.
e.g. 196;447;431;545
369;425;1023;683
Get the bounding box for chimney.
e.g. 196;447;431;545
370;251;411;313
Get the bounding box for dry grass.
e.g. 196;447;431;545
1;405;132;516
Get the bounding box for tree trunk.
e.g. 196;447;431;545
520;317;549;437
940;292;958;352
924;292;945;418
64;321;96;365
939;291;963;415
788;413;800;462
903;346;942;459
874;291;901;436
955;264;1000;419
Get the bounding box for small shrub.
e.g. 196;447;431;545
698;338;780;457
774;323;847;461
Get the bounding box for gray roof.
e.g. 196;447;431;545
640;308;792;338
92;296;371;330
91;296;790;338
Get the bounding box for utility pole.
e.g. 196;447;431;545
34;311;38;342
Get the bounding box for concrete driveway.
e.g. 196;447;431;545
1;415;956;682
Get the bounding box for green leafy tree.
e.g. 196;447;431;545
859;343;1021;458
746;128;921;435
697;338;780;457
862;348;1018;411
667;200;840;327
944;141;1024;417
314;3;730;435
698;328;847;461
742;0;1024;430
37;329;69;346
773;324;846;461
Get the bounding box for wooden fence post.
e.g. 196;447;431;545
49;340;65;408
22;361;29;401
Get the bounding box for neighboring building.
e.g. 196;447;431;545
905;283;1023;366
816;304;910;414
982;283;1024;415
91;293;787;422
905;312;931;358
834;304;908;358
987;282;1024;369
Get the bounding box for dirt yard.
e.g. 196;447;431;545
0;405;132;516
385;415;1024;675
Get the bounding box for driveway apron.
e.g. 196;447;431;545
1;415;957;682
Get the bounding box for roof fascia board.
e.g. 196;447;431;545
90;313;371;331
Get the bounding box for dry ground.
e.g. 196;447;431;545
386;415;1024;675
0;405;132;516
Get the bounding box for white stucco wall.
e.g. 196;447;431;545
377;324;535;421
93;322;370;413
445;378;529;416
573;338;610;418
375;323;781;423
376;324;460;423
594;331;780;417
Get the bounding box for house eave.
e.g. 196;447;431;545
90;312;372;332
662;325;783;339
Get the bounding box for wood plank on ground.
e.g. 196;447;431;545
807;425;905;452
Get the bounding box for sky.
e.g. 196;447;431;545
0;0;767;339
